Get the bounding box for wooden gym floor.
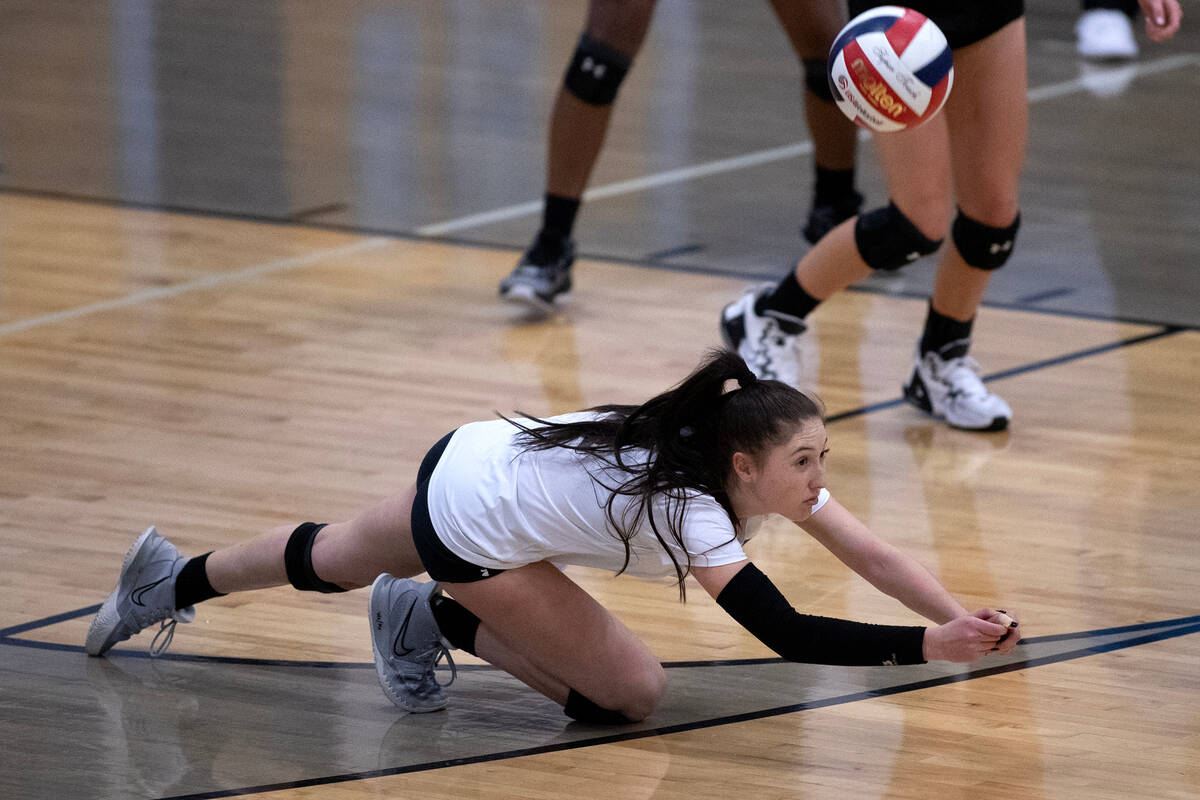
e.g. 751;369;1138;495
1;2;1198;799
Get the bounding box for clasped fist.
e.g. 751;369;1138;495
923;609;1021;663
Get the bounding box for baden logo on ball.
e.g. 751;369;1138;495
827;6;954;133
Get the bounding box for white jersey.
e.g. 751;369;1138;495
425;413;830;580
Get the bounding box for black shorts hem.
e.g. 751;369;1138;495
410;430;507;584
847;1;1024;50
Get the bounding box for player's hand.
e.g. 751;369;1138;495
1139;0;1182;41
987;609;1021;655
922;609;1007;663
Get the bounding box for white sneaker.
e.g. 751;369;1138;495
368;574;456;713
86;527;194;656
903;349;1012;431
1076;9;1138;60
720;284;809;387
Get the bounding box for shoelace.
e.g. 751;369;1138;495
938;356;989;398
429;643;457;689
149;618;178;657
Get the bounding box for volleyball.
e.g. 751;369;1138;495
827;6;953;133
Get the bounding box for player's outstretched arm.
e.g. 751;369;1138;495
692;561;1012;665
798;496;968;624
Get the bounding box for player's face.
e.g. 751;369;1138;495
732;419;829;524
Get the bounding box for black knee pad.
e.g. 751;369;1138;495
284;522;346;593
855;202;943;271
803;58;835;102
563;33;631;106
952;208;1020;270
564;689;636;725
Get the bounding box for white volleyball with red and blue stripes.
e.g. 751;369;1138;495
827;6;953;133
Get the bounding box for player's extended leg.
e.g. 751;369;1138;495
84;484;429;657
902;19;1027;431
768;0;863;243
500;0;657;312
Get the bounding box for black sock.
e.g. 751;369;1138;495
920;304;974;359
174;552;225;610
812;166;859;209
430;594;480;656
757;271;820;331
542;193;581;237
527;194;580;265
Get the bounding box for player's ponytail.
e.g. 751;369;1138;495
506;349;824;598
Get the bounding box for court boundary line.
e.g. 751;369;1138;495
4;608;1198;800
46;619;1199;800
3;607;1197;665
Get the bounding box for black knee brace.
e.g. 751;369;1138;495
803;58;835;102
284;522;346;593
855;202;944;271
952;208;1020;270
564;689;636;725
563;33;631;106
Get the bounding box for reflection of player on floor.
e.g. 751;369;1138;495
721;0;1181;432
499;0;865;314
87;350;1020;724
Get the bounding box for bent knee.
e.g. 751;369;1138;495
616;662;667;721
575;662;666;723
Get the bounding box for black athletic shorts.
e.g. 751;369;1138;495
848;0;1024;50
410;429;507;583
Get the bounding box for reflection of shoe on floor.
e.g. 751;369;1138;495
369;574;456;713
85;655;194;795
803;190;863;245
499;233;574;313
720;284;812;389
903;423;1011;483
1079;61;1139;98
86;527;194;657
1076;9;1138;60
903;348;1011;432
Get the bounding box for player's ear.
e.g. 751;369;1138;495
731;451;757;482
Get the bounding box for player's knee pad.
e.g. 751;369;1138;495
952;208;1020;270
803;58;835;102
284;522;346;593
855;202;944;271
563;33;631;106
564;689;636;725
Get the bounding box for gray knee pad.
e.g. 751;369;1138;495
952;208;1020;270
803;58;835;102
564;33;631;106
855;202;943;271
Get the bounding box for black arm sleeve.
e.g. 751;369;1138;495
716;563;927;666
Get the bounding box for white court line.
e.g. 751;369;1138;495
414;141;818;236
3;53;1196;339
416;52;1200;238
0;237;390;338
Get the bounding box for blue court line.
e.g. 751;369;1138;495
145;619;1200;800
3;606;1197;668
